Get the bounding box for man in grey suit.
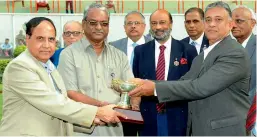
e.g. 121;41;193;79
128;1;251;136
232;6;256;103
110;11;152;67
110;11;151;136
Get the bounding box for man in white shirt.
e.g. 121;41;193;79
181;7;209;54
110;11;152;67
232;6;256;103
129;1;251;136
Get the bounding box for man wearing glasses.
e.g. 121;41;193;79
232;6;256;104
50;21;83;67
58;3;135;136
110;11;151;136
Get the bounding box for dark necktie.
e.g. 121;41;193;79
156;45;166;113
246;94;256;131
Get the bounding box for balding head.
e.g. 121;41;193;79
232;6;256;44
149;9;172;44
62;21;83;47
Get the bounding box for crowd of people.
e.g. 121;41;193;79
0;1;256;136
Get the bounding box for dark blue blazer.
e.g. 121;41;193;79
133;38;197;136
181;34;209;53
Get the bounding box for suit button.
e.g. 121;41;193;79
144;109;147;111
190;111;192;114
51;117;54;120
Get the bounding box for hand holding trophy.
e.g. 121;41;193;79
111;78;144;124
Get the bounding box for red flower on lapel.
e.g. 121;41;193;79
180;58;187;65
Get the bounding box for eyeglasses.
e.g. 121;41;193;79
150;20;168;26
85;20;109;27
63;31;82;37
233;19;252;25
126;21;144;26
204;17;224;24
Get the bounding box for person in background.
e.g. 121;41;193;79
231;6;256;103
15;30;26;46
181;7;209;54
66;0;74;14
1;38;13;57
50;21;83;67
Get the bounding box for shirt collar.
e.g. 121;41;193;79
189;32;204;45
241;33;252;48
154;36;172;50
127;36;145;46
40;60;55;74
81;36;109;51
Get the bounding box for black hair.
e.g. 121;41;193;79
185;7;204;20
25;17;56;37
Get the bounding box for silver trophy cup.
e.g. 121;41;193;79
111;80;137;109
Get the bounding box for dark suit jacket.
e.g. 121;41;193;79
110;36;152;55
156;36;251;136
181;34;209;53
245;34;256;103
133;38;197;136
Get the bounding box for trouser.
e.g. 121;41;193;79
66;1;74;13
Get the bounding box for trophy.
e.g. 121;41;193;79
111;79;144;124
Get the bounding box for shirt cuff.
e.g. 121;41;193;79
154;88;157;96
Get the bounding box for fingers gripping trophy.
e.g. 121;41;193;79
111;79;144;124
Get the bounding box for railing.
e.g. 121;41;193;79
5;0;257;14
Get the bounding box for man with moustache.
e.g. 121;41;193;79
50;21;83;67
231;6;256;103
110;10;151;136
181;7;209;54
129;1;251;135
58;3;135;136
132;9;197;136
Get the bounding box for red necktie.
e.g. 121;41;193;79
156;45;166;113
246;95;256;131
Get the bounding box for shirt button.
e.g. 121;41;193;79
97;75;100;78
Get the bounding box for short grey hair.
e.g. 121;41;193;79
63;20;82;32
83;3;110;20
233;5;256;21
205;1;232;18
124;11;145;25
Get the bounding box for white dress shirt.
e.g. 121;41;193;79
155;37;172;80
127;36;145;64
241;34;252;48
189;32;205;55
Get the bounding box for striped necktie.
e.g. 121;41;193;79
246;94;256;131
156;45;166;113
190;41;196;46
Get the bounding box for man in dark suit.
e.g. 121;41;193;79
110;11;151;136
129;1;251;136
181;7;209;54
232;6;256;103
133;9;197;136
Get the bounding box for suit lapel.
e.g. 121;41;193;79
122;38;128;55
50;70;67;96
147;41;157;80
245;34;256;59
167;38;182;80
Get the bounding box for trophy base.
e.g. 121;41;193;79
117;104;131;110
114;107;144;124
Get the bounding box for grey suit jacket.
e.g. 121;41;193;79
155;36;251;136
245;34;256;103
110;36;152;54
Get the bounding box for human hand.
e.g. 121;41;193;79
130;97;141;111
93;117;106;126
128;79;155;97
96;104;127;124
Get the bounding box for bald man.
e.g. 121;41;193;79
232;6;256;103
133;9;197;136
50;21;83;67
